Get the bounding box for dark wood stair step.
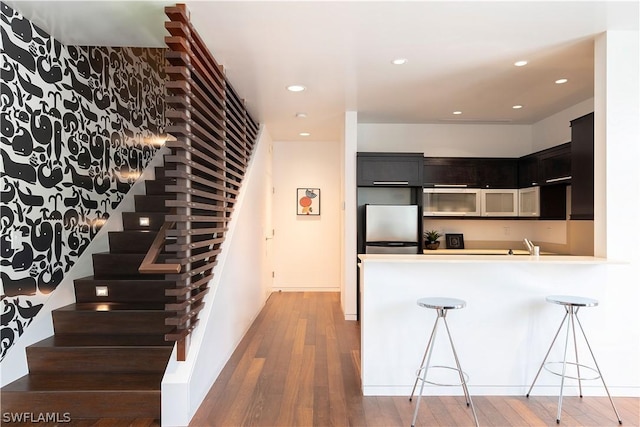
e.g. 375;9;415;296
154;165;176;180
122;212;166;231
92;253;173;279
134;194;171;213
0;373;162;418
29;333;172;347
74;276;174;303
145;179;175;195
52;303;171;335
26;337;172;373
108;230;159;253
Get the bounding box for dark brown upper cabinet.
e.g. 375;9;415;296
423;158;516;188
538;142;572;186
357;153;424;187
570;113;594;220
423;158;478;187
476;158;518;188
518;154;540;188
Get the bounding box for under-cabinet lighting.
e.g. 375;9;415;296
139;217;150;226
391;58;407;65
453;111;462;115
512;105;523;109
514;60;528;67
555;78;568;84
95;286;109;297
96;304;111;311
299;132;311;137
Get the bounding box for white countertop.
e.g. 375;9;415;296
423;248;543;255
358;253;610;264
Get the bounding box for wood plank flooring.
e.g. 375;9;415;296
190;291;639;427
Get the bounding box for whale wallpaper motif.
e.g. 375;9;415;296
0;2;167;359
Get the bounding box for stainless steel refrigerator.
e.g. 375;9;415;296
364;204;420;254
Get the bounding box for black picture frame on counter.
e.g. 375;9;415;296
446;233;465;249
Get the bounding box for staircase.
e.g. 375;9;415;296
1;166;176;420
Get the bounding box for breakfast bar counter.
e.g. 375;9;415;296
357;254;639;397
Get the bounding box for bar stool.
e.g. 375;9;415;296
409;297;479;427
526;295;622;424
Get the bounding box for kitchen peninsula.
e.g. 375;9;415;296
358;253;639;397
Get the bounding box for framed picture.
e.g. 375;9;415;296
297;188;320;215
446;233;465;249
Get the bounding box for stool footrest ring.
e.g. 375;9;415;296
543;361;601;381
416;365;470;387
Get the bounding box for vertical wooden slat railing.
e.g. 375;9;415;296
149;3;259;361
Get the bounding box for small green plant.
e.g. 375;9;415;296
424;230;442;243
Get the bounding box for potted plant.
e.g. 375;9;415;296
424;230;442;250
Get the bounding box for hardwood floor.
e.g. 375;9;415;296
190;291;639;427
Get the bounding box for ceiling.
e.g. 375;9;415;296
6;1;639;142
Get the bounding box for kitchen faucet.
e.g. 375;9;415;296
523;238;539;255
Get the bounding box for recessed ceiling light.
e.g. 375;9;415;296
514;60;528;67
392;58;408;65
453;111;462;115
295;112;307;118
512;105;523;109
555;78;568;84
299;132;311;137
287;85;306;92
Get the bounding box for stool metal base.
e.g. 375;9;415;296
526;297;622;424
409;300;479;427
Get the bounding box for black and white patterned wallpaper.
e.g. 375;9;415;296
0;2;167;359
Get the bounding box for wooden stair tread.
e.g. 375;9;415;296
79;274;169;281
31;335;172;347
75;275;174;285
56;302;166;312
2;373;162;392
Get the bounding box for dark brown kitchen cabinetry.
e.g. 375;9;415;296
357;153;424;187
539;185;568;220
539;142;572;185
518;154;539;188
518;143;571;188
476;158;518;188
570;113;594;220
424;158;516;188
423;158;478;187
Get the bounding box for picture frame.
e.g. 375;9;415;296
446;233;465;249
297;188;320;215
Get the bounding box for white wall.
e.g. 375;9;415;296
343;111;358;319
271;140;342;291
531;98;594;152
357;123;532;157
595;31;639;262
162;128;273;426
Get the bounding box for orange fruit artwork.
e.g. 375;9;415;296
299;196;313;214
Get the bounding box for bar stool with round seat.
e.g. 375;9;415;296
409;297;479;427
526;295;622;424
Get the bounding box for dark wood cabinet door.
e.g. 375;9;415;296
423;158;478;187
476;159;518;188
540;185;568;220
518;155;540;188
539;142;572;185
357;153;423;186
570;113;594;220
